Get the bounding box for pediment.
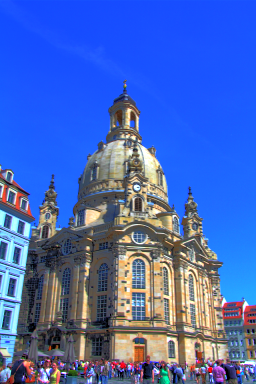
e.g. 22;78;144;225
180;237;207;257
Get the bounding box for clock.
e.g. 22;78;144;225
133;183;141;192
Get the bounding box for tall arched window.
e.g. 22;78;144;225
91;164;98;181
61;268;71;296
98;263;108;292
134;197;142;212
173;217;179;233
42;225;49;239
163;267;169;295
189;274;195;301
37;275;44;300
168;340;175;358
132;259;145;289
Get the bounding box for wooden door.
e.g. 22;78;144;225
134;346;144;362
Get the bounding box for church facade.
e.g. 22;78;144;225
16;86;228;363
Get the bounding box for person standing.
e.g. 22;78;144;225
159;362;170;384
208;365;214;384
140;356;154;384
49;363;60;384
200;365;207;384
221;360;238;384
86;363;95;384
38;361;51;384
174;366;183;384
213;360;226;384
101;360;109;384
12;359;32;384
0;365;11;383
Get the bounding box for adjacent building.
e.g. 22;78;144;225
0;166;34;363
244;305;256;360
223;300;248;360
16;85;228;364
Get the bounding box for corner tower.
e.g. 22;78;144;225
32;175;59;239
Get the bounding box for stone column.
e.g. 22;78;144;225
70;264;79;321
39;269;50;323
44;269;56;323
76;255;90;326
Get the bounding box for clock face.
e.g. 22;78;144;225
133;183;141;192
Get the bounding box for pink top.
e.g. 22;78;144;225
213;366;225;382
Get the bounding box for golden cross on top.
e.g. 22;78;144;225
123;79;127;89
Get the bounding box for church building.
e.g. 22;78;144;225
16;84;228;363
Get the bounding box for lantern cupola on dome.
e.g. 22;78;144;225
107;80;141;143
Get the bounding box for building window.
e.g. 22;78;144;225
247;329;250;334
97;295;107;321
99;242;108;250
7;278;16;297
254;339;256;345
34;303;41;324
164;298;170;324
17;221;25;235
98;263;108;292
37;275;44;300
6;172;12;182
248;339;252;345
189;274;195;301
163;267;169;295
235;340;238;346
190;303;196;328
21;199;27;210
159;172;163;186
7;191;15;204
250;351;253;358
0;185;3;198
239;329;242;335
132;231;147;244
63;239;72;255
134;197;143;212
91;163;99;181
13;247;21;264
168;341;175;358
2;310;12;329
0;241;8;260
242;352;245;358
132;292;145;320
240;340;243;346
0;275;2;290
4;214;12;229
189;248;194;262
45;212;51;220
41;226;49;239
230;340;233;346
61;268;71;295
132;259;145;289
91;337;102;356
60;298;69;322
77;209;85;226
173;217;179;233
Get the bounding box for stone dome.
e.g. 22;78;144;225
79;139;168;201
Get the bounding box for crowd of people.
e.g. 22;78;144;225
1;356;256;384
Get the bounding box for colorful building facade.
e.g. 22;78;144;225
0;166;35;363
16;86;228;364
244;305;256;360
222;300;248;360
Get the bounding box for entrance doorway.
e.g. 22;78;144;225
134;346;144;362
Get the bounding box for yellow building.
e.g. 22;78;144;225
16;85;228;364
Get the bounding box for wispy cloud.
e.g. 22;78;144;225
0;0;126;77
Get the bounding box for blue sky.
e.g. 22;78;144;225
0;0;255;304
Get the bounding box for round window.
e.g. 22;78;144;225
63;239;72;255
45;212;51;220
132;231;147;244
192;222;198;230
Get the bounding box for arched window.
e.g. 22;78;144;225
168;340;175;358
130;112;136;128
173;217;179;233
98;263;108;292
159;172;163;186
61;268;71;296
189;274;195;301
115;110;122;127
132;259;145;289
91;163;98;181
134;197;142;212
63;239;72;255
37;275;44;300
163;267;169;295
42;225;49;239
